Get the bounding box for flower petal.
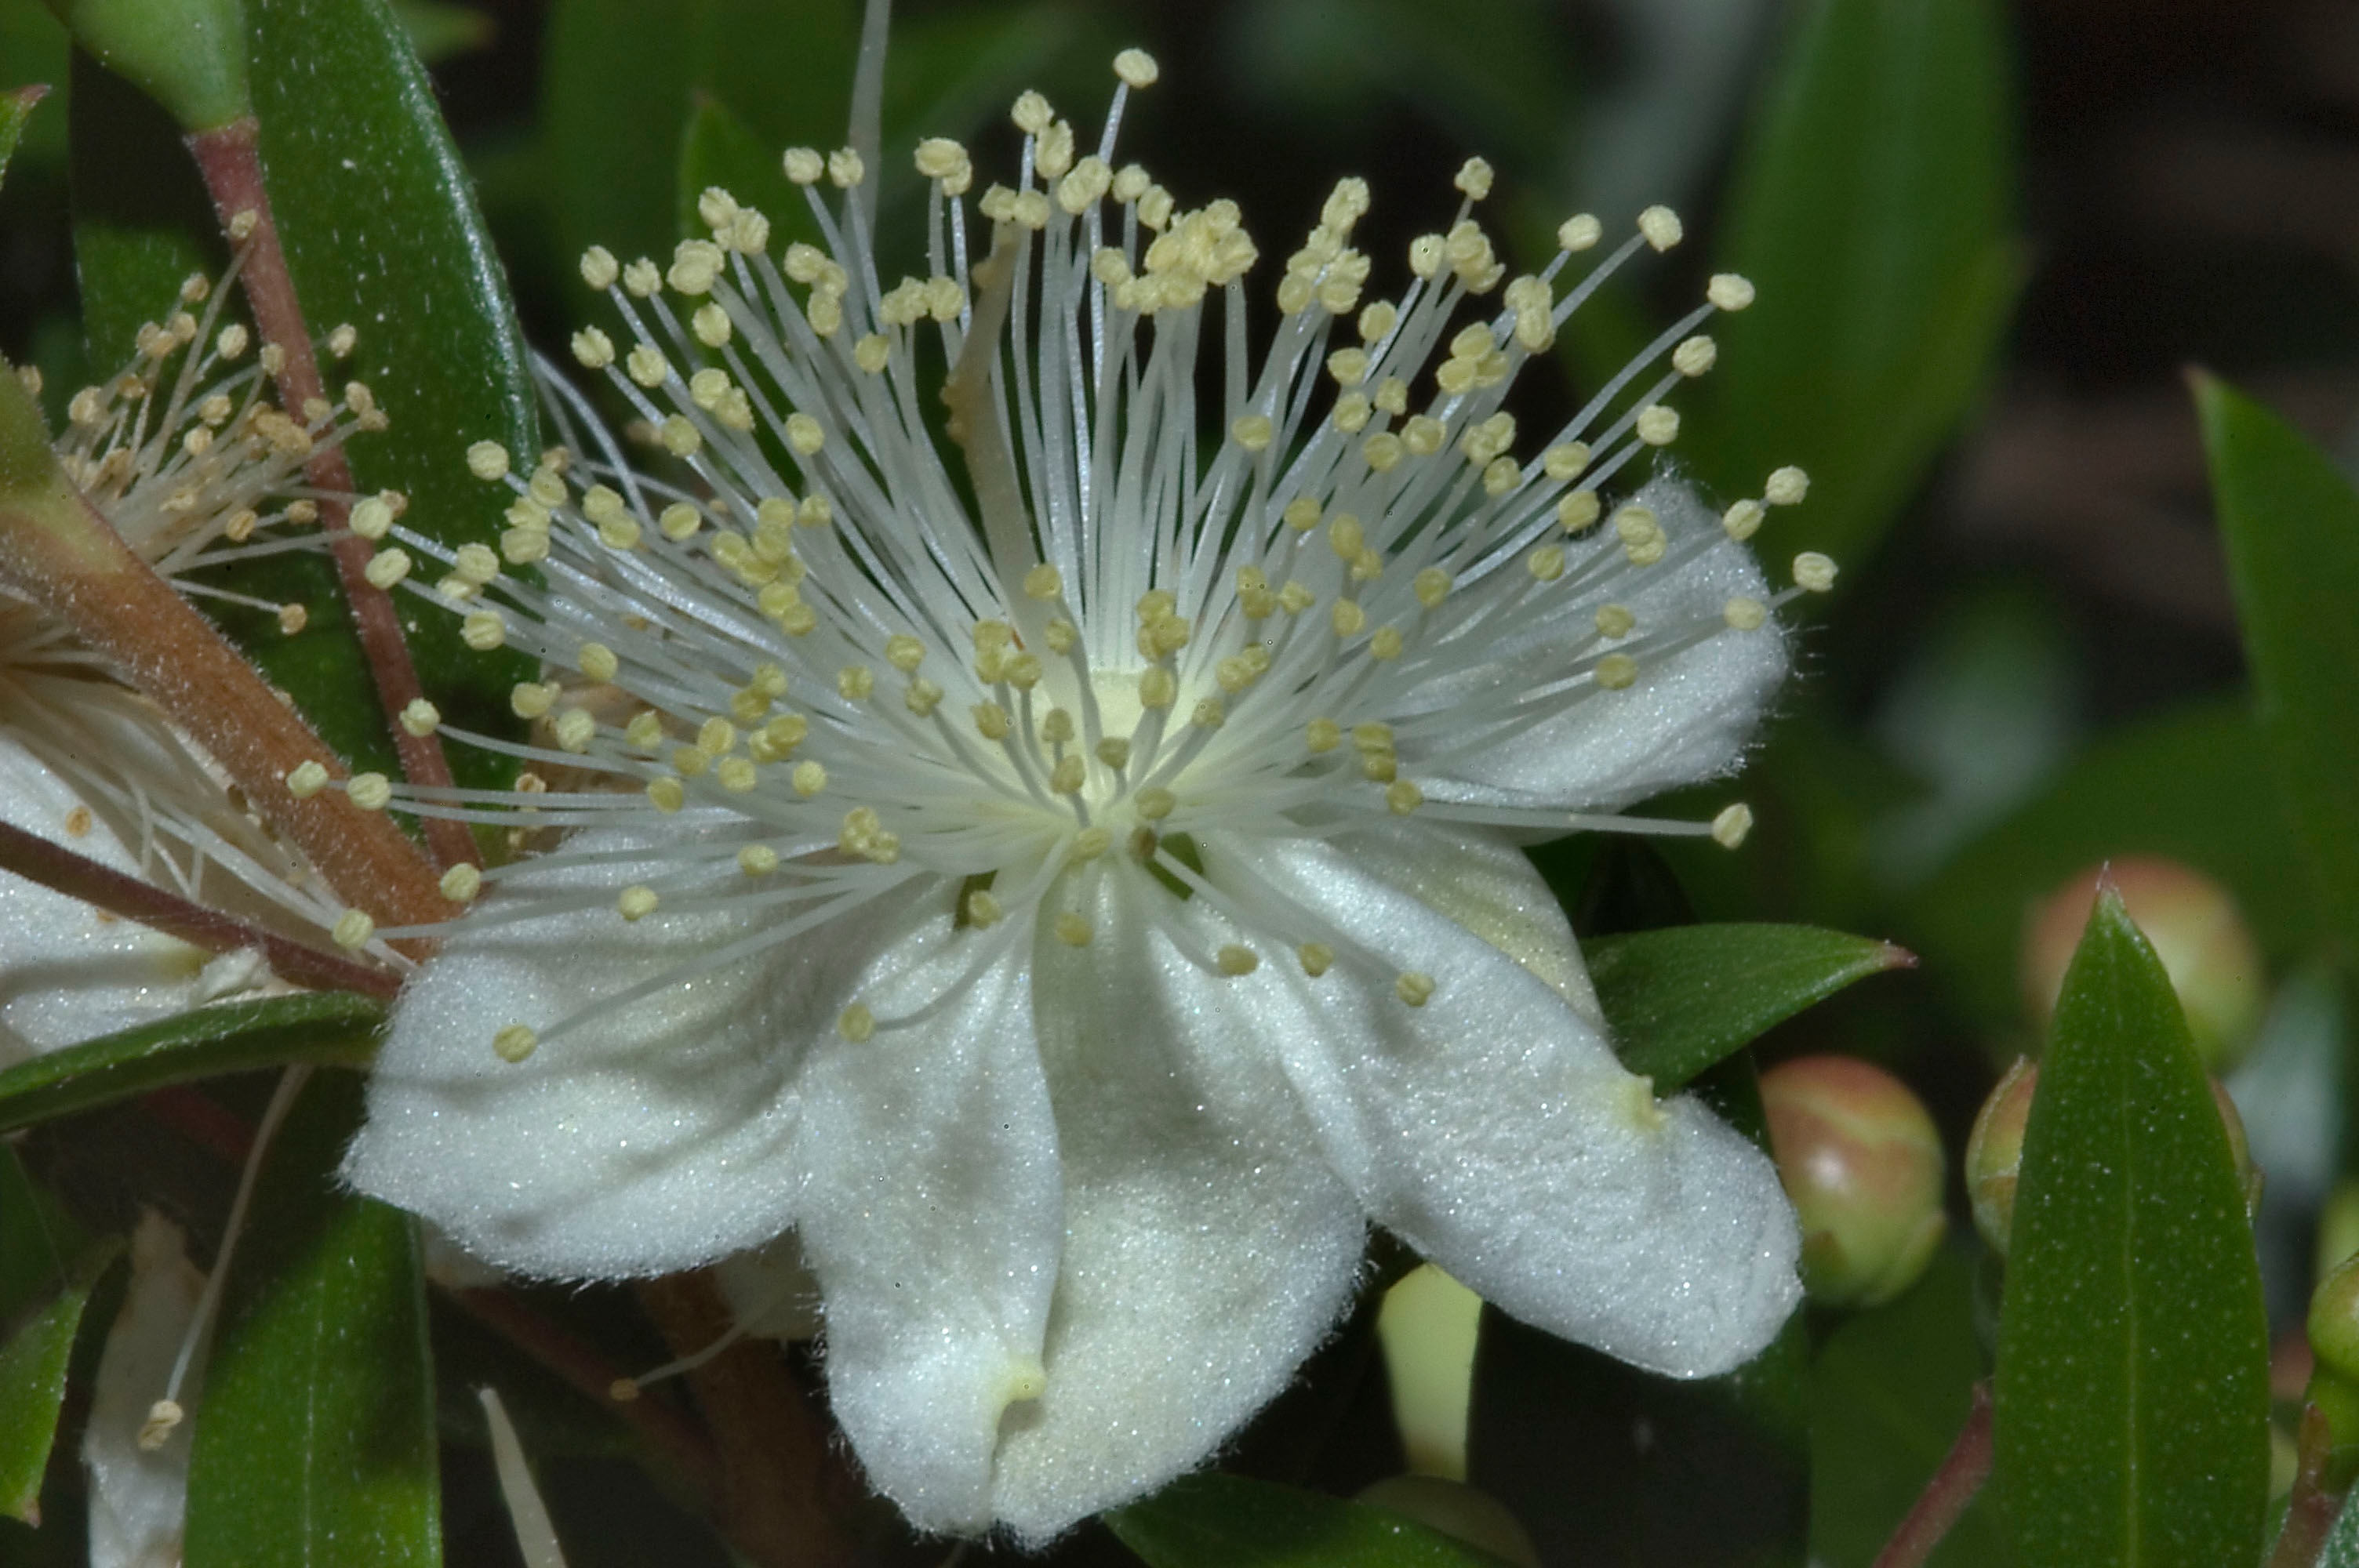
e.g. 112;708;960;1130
1415;476;1789;813
989;866;1368;1543
1219;829;1801;1379
791;926;1061;1537
85;1212;208;1568
0;736;213;1062
345;829;933;1279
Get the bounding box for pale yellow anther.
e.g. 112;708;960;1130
1410;575;1452;623
1394;971;1436;1007
1279;580;1318;615
1386;779;1424;816
1049;754;1087;794
347;495;394;541
1188;697;1224;731
363;549;412;590
646;776;687;813
1707;273;1757;312
660;501;703;542
1594;653;1640;691
332;908;380;954
1329;599;1368;639
286;760;332;800
466;441;511;481
838;1004;874;1043
554;709;599;754
1765;465;1811;506
1541;489;1597;535
1369;626;1405;661
624;711;665;751
1711;802;1755;851
1096;735;1132;771
914;137;972;192
1595;603;1637;639
838;666;875;702
1363;432;1404;473
1053;912;1092;947
1482;456;1520;497
826;146;866;188
571;327;616;368
1527;545;1566;583
1722;499;1766;542
1230;413;1274;452
392;698;442;740
791;760;827;797
1070;826;1112;863
965;888;1004;927
1114;46;1160;88
1400;416;1444;457
1793;552;1838;593
491;1024;538;1064
1038;707;1078;746
671;745;712;779
1305;718;1342;754
460;609;507;652
451;543;500;587
1673;335;1718;378
1722;597;1768;632
698;717;740;756
784;412;824;455
972;701;1013;742
1012;89;1054;135
626;344;668;387
434;862;482;905
666;239;725;296
1552;214;1602;254
1637;205;1684;251
1635;405;1681;446
659;416;702;458
1003;652;1045;691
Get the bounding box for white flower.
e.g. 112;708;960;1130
343;56;1821;1540
83;1211;211;1568
0;289;397;1062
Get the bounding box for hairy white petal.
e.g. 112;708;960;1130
1414;478;1788;813
0;737;213;1062
990;869;1366;1542
795;931;1061;1535
347;828;832;1278
85;1213;208;1568
1225;832;1801;1377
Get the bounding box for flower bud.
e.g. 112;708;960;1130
2022;858;2266;1073
2306;1255;2359;1479
2318;1179;2359;1283
1968;1058;2260;1258
1356;1476;1539;1568
1760;1055;1947;1308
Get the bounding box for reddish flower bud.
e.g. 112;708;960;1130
1968;1058;2260;1258
1760;1055;1947;1308
2022;857;2266;1073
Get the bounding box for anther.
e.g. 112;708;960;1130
440;863;482;903
1722;499;1766;541
286;760;331;799
1707;273;1756;311
1724;597;1768;631
333;909;375;951
617;885;660;921
1637;205;1684;251
1054;912;1093;947
1558;213;1602;252
1765;465;1811;506
348;773;394;811
493;1025;539;1064
1594;654;1640;691
1023;563;1063;600
1386;780;1423;815
1217;944;1259;976
838;1005;875;1043
1299;943;1335;977
1712;803;1754;850
1792;552;1838;593
466;441;511;481
1396;972;1436;1007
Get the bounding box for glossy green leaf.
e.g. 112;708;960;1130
2197;375;2359;959
1585;923;1914;1090
0;84;43;188
1809;1247;2013;1568
0;992;381;1135
237;0;537;785
0;1145;113;1518
0;2;67;172
2317;1482;2359;1568
1693;0;2019;575
1467;1052;1809;1568
1107;1473;1514;1568
1904;700;2319;1034
1992;891;2270;1568
185;1071;438;1568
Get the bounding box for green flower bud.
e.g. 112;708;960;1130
2306;1256;2359;1482
1760;1054;1947;1308
1356;1476;1539;1568
1970;1058;2260;1258
2022;857;2266;1073
2317;1179;2359;1283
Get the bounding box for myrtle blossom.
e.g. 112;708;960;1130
343;49;1824;1539
0;280;400;1062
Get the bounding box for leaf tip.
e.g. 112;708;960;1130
1877;941;1921;972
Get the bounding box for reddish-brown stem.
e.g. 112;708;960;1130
0;494;450;938
0;818;401;998
1873;1381;1996;1568
185;118;479;874
2269;1406;2348;1568
638;1272;863;1568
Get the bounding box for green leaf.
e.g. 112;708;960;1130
2196;375;2359;960
1992;891;2270;1568
0;993;381;1136
68;47;222;368
1693;0;2019;575
1809;1247;2013;1568
675;93;798;249
0;1155;114;1518
0;84;45;188
1107;1474;1514;1567
236;0;537;786
185;1071;439;1568
1585;923;1914;1090
2317;1482;2359;1567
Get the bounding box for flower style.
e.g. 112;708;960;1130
343;51;1823;1539
0;282;397;1061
